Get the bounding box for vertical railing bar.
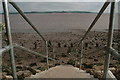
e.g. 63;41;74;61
80;41;84;69
9;1;50;70
103;1;116;78
2;0;17;79
75;49;78;67
46;41;49;69
53;48;56;66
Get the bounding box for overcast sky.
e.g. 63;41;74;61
6;0;120;2
8;2;111;13
0;0;119;13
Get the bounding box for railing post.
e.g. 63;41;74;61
46;41;49;69
80;41;84;69
2;0;17;79
53;48;56;66
103;2;115;79
75;49;78;67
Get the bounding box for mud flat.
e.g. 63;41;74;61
1;29;120;79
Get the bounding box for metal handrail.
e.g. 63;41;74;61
2;0;17;79
9;1;46;42
77;2;110;70
1;0;119;79
79;2;110;45
78;0;119;79
1;0;51;79
8;0;50;69
14;43;55;61
0;43;56;61
105;47;120;60
103;1;116;78
78;1;110;69
0;45;11;54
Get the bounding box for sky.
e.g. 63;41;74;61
6;0;120;2
8;2;111;13
0;0;119;13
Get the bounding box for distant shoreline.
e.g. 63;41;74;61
6;29;119;33
0;11;97;14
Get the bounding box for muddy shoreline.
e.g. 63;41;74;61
2;29;120;79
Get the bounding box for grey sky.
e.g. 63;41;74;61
8;2;110;13
0;1;119;13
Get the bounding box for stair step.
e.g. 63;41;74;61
28;65;97;79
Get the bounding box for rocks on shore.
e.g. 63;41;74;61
2;65;39;79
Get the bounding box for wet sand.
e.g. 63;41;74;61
2;29;119;66
2;29;120;79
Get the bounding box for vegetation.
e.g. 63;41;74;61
0;22;5;31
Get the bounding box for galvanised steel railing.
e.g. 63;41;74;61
2;0;17;79
78;0;120;79
0;0;120;80
1;0;54;79
8;0;50;70
1;43;55;61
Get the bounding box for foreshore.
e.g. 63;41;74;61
1;29;120;79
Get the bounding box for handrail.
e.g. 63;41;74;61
76;0;119;79
9;1;46;42
0;45;11;54
0;43;55;61
8;0;50;69
1;0;119;79
78;1;110;70
2;0;17;79
14;43;55;61
104;47;120;60
103;2;116;78
79;2;110;45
